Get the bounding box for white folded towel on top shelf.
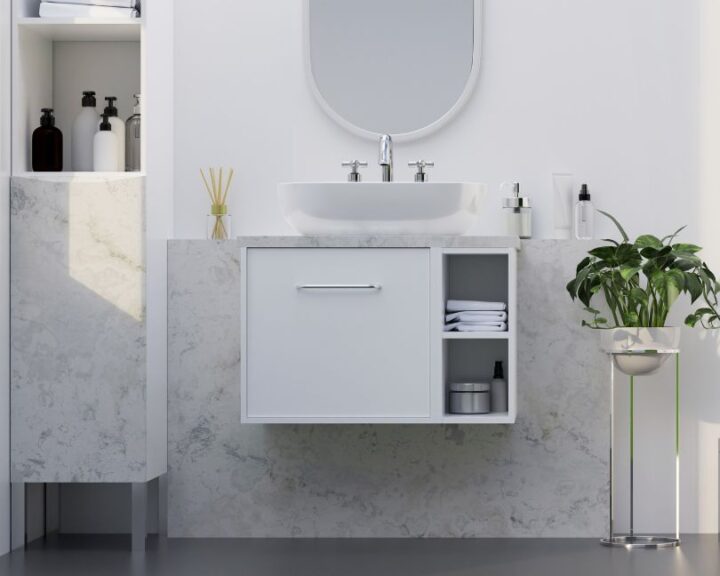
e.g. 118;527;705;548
444;322;508;332
446;300;507;313
445;311;508;323
43;0;138;7
39;2;139;18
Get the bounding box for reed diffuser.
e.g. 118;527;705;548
201;167;234;240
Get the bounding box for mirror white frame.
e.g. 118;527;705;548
304;0;483;142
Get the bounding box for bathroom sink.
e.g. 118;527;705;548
278;182;485;235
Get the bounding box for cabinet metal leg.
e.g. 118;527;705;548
158;474;168;539
10;483;24;551
131;482;147;553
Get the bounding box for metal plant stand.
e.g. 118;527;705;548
601;351;681;549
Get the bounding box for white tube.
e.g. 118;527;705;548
552;173;574;239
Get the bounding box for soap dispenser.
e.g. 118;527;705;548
100;96;125;171
502;182;532;239
32;108;63;172
93;114;119;172
72;91;98;171
125;94;141;172
574;184;595;240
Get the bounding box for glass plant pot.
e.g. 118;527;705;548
207;206;232;240
600;327;681;376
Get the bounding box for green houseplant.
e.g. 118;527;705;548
567;212;720;374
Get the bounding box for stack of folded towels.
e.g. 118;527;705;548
39;0;140;19
444;300;508;332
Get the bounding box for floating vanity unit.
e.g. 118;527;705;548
240;236;518;424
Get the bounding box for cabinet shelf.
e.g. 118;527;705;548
442;332;510;340
442;412;512;425
17;18;141;41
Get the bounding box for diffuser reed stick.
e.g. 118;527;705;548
201;167;234;240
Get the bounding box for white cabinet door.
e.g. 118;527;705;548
245;248;430;421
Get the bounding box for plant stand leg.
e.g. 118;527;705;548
675;354;680;541
630;374;634;537
608;356;614;541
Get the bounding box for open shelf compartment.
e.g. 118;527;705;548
12;0;142;174
437;248;517;424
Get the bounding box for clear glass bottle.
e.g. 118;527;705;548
125;94;142;172
574;184;595;240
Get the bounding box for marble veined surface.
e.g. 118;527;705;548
168;240;609;537
11;175;151;483
235;235;521;249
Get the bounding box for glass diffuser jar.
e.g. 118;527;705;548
207;205;232;240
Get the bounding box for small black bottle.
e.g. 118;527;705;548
32;108;63;172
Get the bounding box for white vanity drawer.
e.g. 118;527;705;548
244;248;431;421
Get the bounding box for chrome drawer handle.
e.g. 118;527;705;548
297;284;382;291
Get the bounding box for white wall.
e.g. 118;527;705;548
172;0;718;534
0;0;10;558
174;0;700;240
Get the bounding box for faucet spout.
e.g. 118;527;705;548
378;134;393;182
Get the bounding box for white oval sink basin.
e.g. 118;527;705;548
278;182;485;235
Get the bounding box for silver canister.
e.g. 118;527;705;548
502;182;532;239
449;382;491;414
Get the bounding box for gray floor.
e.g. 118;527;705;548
0;535;718;576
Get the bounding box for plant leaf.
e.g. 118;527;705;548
685;273;703;302
673;243;701;254
576;256;592;275
619;266;641;281
566;279;578;300
598;210;629;242
589;246;617;263
635;235;663;249
664;269;685;308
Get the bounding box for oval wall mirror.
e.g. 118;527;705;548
305;0;482;141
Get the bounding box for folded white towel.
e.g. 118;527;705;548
444;322;508;332
446;300;507;312
446;311;508;323
43;0;137;7
39;2;139;18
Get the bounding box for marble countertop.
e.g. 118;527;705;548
171;236;522;249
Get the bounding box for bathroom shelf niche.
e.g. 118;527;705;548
437;248;517;423
442;338;514;422
12;1;143;173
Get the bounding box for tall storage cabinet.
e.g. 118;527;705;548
9;0;173;550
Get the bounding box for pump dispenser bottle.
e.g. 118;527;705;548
125;94;141;171
32;108;63;172
491;361;508;413
93;114;119;172
72;91;98;171
574;184;595;240
100;96;125;171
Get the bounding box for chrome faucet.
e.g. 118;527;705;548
378;134;393;182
